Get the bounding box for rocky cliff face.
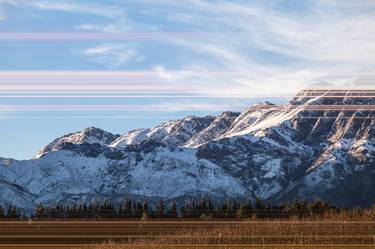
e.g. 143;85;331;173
1;89;375;212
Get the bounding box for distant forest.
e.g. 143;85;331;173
1;198;375;219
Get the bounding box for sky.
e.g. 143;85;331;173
0;0;375;159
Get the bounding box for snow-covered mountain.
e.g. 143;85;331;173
1;89;375;212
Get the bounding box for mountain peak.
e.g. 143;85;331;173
35;127;119;158
111;115;216;148
218;111;241;118
290;89;375;105
0;157;16;166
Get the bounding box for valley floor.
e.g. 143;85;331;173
0;219;374;249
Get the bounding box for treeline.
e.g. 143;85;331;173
0;206;24;219
1;198;374;219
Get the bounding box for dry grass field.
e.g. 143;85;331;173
76;220;375;249
0;214;374;249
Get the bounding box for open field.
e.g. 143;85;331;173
0;219;374;249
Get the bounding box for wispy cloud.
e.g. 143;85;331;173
0;0;13;21
82;44;142;66
76;23;125;33
0;0;122;18
75;16;132;33
137;0;375;94
0;6;6;21
153;65;171;80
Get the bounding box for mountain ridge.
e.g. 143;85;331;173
1;89;375;213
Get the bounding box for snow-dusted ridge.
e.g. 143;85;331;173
1;89;375;212
110;115;215;149
35;127;120;158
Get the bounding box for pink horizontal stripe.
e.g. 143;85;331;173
247;105;375;110
0;85;195;91
6;94;375;98
0;90;202;94
295;96;375;98
0;95;251;98
2;116;375;120
0;82;203;87
0;116;178;119
302;88;375;91
1;72;374;78
3;104;375;111
0;104;245;111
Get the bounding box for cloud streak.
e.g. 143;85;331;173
82;44;141;66
1;0;375;96
124;0;375;94
0;0;122;18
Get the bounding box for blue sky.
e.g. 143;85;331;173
0;0;375;159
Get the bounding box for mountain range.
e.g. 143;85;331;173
1;89;375;213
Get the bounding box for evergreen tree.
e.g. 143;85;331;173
180;204;189;218
236;202;253;218
198;197;207;215
134;200;143;218
190;198;196;217
254;197;266;218
100;200;114;218
309;199;329;216
220;200;229;218
168;200;178;218
36;204;45;219
124;197;133;218
143;198;149;214
0;206;5;218
208;198;214;212
255;197;265;209
288;199;308;218
82;203;88;218
156;199;165;218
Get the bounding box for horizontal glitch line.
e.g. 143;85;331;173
0;104;245;111
0;90;202;93
0;70;236;77
0;116;177;119
5;95;375;99
0;32;231;41
0;95;254;99
2;116;375;119
302;89;375;91
0;85;196;91
296;95;375;99
4;104;375;112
